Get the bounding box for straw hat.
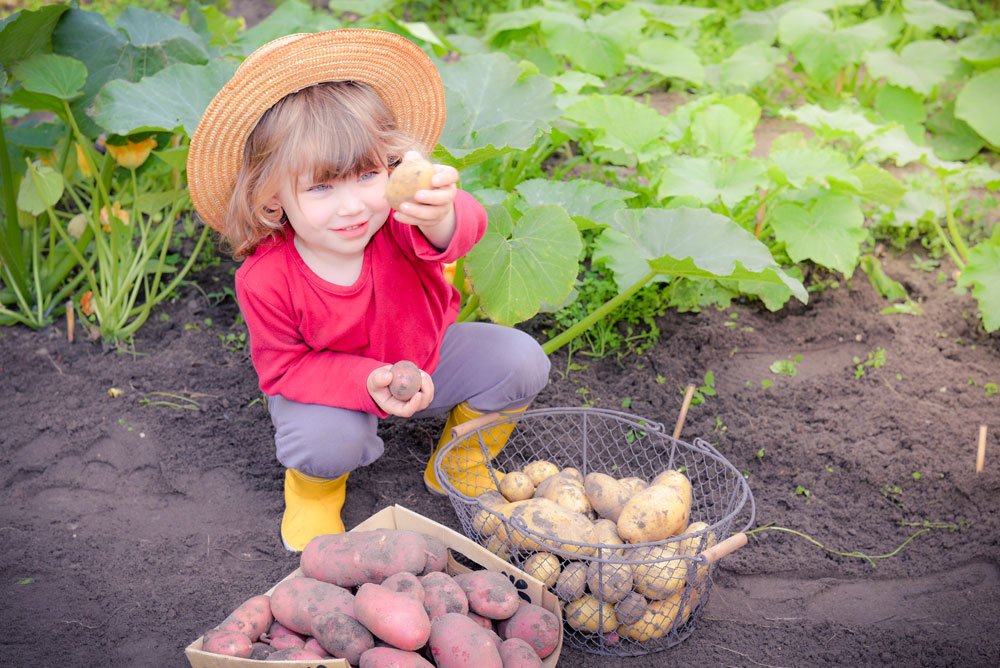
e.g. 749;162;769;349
187;29;446;230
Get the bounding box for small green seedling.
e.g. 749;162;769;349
770;354;803;377
985;382;998;397
854;347;887;379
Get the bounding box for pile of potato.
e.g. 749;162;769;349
199;528;559;667
472;462;716;643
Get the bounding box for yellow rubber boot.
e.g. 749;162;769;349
280;469;348;552
424;402;527;497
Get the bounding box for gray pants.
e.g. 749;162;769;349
266;322;551;478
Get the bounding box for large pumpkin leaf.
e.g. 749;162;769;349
0;4;69;68
594;207;807;302
902;0;975;33
779;9;891;83
464;204;582;325
770;147;861;190
544;5;644;78
638;3;715;29
865;40;959;96
92;59;237;136
955;68;1000;147
626;37;704;87
956;232;1000;332
435;53;559;169
658;156;766;207
114;7;209;64
11;53;86;101
769;193;867;275
17;162;64;216
564;94;673;166
707;42;784;91
515;179;634;230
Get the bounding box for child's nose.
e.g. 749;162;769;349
336;189;365;216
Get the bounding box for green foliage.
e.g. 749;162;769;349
854;347;888;379
770;354;803;377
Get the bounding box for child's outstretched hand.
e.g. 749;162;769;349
389;151;458;249
367;363;434;417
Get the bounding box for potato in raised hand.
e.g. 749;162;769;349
389;360;422;401
385;157;434;209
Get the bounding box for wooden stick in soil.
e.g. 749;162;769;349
66;300;74;343
673;384;697;440
975;425;987;473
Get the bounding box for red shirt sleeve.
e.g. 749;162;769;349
400;189;487;262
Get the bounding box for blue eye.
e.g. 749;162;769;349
306;182;331;192
358;171;379;182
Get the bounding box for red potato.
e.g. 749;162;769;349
389;360;422;401
215;594;273;642
201;629;252;658
467;610;492;630
360;646;434;668
265;647;325;661
312;611;375;665
453;571;521;620
303;637;332;658
429;613;503;668
354;582;432;651
498;638;544;668
421;570;469;620
496;602;560;659
263;620;305;651
301;529;430;587
249;642;274;660
382;571;425;602
269;576;355;635
421;535;449;574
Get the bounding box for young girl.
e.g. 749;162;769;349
186;29;550;551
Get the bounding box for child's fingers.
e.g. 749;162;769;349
430;165;459;189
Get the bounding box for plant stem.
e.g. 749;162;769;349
542;269;656;355
0;101;28;296
939;172;969;264
457;293;480;322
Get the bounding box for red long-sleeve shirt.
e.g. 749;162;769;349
235;190;487;417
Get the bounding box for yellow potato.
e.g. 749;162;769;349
506;498;596;556
499;470;535;502
617;484;690;544
583;472;633;522
522;552;561;588
522;460;560;486
534;473;592;516
614;591;648;626
555;561;588;601
650;469;693;508
586;560;634;604
632;543;687;600
385;157;434;208
617;476;648;497
565;595;618;634
617;592;683;641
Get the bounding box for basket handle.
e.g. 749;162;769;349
451;412;503;439
699;532;748;564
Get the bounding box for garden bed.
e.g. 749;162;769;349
2;246;998;667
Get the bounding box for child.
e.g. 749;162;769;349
186;29;550;551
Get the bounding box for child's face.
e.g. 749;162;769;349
276;168;391;263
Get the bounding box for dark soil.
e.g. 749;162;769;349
2;244;999;668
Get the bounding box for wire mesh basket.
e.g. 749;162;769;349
434;407;755;657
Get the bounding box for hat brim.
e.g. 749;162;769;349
187;29;445;231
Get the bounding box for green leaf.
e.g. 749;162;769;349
956;35;1000;69
437;53;560;168
638;3;715;29
859;254;908;301
0;4;69;69
690;104;756;156
465;204;582;325
594;207;807;302
769;194;867;275
564;94;673;166
902;0;975;33
852;164;905;206
955;68;1000;147
115;7;209;64
927;101;985;161
874;85;926;140
17;162;64;216
861;126;962;169
730;6;791;46
92;59;237;136
709;42;784;92
956;234;1000;332
515;179;633;230
770;147;861;190
865;41;959;96
627;37;704;86
783;104;879;140
658;156;766;207
11;53;87;101
779;9;888;82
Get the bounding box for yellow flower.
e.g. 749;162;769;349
99;202;129;231
106;136;157;169
75;143;93;178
